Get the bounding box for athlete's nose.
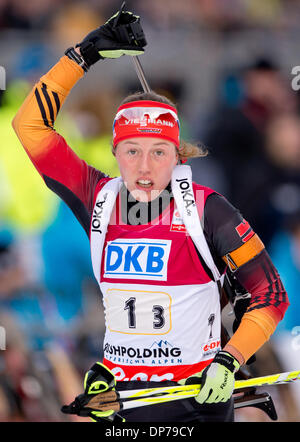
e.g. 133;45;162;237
138;151;151;174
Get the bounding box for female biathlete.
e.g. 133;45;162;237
12;8;289;422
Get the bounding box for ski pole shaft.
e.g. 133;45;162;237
234;369;300;389
116;369;300;399
132;56;151;93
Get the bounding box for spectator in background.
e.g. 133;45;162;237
40;201;104;348
0;219;101;421
196;58;297;246
234;112;300;246
268;211;300;416
0;0;59;30
259;114;300;242
0;227;25;297
269;211;300;334
0;227;59;421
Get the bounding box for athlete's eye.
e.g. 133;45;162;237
155;150;164;156
128;149;137;156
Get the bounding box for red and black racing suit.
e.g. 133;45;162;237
12;55;289;422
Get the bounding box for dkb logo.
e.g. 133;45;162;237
0;66;6;90
104;238;172;281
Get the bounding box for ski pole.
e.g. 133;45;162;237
90;369;300;407
132;56;151;93
61;363;284;421
114;1;151;92
85;388;277;420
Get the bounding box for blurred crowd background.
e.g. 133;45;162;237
1;0;300;422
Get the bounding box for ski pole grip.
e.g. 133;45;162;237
84;362;116;395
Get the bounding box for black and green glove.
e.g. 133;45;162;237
179;351;240;404
67;3;146;70
61;362;125;423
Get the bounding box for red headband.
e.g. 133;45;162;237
112;100;180;148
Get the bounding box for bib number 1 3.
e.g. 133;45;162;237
105;288;171;335
124;297;165;329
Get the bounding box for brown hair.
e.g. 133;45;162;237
117;91;208;161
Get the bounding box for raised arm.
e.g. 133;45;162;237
12;7;146;234
12;55;107;234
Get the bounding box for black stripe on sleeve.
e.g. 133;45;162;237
266;253;286;305
41;83;54;126
35;87;50;128
52;91;61;115
271;256;287;303
247;261;272;311
266;256;280;307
